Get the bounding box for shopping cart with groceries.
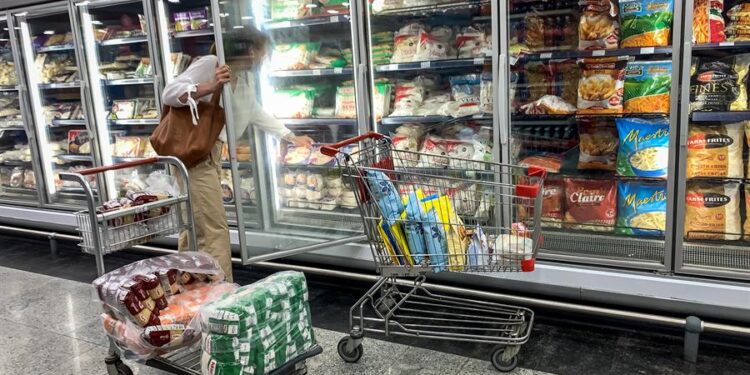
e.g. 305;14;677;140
320;132;546;372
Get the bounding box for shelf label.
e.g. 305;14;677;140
420;61;431;68
330;16;339;23
719;41;735;47
639;47;655;54
473;57;485;65
539;52;552;59
592;50;605;56
333;68;343;74
312;69;321;76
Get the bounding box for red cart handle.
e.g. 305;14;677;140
321;132;386;157
75;157;160;176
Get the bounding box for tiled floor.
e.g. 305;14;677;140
0;266;551;375
1;235;749;375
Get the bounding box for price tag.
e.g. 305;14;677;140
330;16;339;23
539;52;552;59
420;61;431;68
720;41;735;47
334;68;343;74
640;47;655;54
312;69;321;76
473;57;485;65
592;50;606;56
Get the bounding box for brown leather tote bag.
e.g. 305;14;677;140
150;89;225;168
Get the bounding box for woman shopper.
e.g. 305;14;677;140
161;27;313;281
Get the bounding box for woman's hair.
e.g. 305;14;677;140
209;25;270;67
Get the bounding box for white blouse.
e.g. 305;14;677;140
161;55;293;143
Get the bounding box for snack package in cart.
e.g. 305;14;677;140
199;271;316;375
93;253;237;360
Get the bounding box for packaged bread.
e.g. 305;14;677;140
687;122;744;178
685;181;741;240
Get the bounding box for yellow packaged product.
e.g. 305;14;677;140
377;219;414;266
687;122;744;178
685;182;741;241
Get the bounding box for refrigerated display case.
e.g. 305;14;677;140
677;0;750;280
503;0;682;269
217;0;367;236
11;2;100;206
73;0;164;201
0;13;39;205
153;0;258;228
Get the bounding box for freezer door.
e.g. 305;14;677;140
12;2;101;207
503;0;682;270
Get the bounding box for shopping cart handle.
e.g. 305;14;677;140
321;132;386;157
74;157;160;176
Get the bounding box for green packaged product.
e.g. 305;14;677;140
201;352;243;375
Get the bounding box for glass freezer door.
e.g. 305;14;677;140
74;0;164;201
0;14;41;205
13;3;99;206
154;0;259;228
504;0;681;269
217;0;365;237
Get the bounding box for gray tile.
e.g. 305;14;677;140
0;266;58;298
0;317;99;375
56;345;174;375
67;317;109;346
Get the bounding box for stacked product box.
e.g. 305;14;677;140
200;271;316;375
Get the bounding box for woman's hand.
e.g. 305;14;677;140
292;135;314;148
214;64;231;89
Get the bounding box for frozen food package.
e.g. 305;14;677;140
687;122;744;178
418;136;450;168
189;8;210;31
564;178;617;232
415;29;451;61
23;169;35;189
518;153;563;173
391;23;423;63
577;56;630;115
518;176;565;228
624;60;672;114
114;136;144;158
685;181;741;240
92;253;234;360
616;117;670;178
111;100;136;120
480;72;493;114
364;170;404;223
744;185;750;240
519;95;577;115
284;145;312;165
173;12;191;32
335;83;356;118
448;74;482;117
270;43;320;71
616;181;667;236
690;54;750;112
578;0;620;50
271;0;310;20
271;87;315;119
390;81;425;117
619;0;674;47
692;0;726;44
456;26;487;58
373;81;392;121
578;118;618;171
9;167;23;188
392;133;422;168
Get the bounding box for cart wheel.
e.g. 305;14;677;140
115;361;133;375
490;347;518;372
337;337;363;363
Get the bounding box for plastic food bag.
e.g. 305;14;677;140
418;136;450;168
564;178;617;232
693;0;726;44
578;118;618;171
335;83;356;118
145;170;180;197
270;43;320;71
364;170;404;224
616;181;667;236
447;74;482;117
415;28;451;61
271;87;315;119
390;81;426;117
578;0;620;50
687;122;744;178
619;0;674;47
93;253;236;360
457;26;487;58
391;23;423;63
577;56;630;115
685;181;741;240
616;117;670;178
690;54;750;112
199;271;315;375
624;60;672;114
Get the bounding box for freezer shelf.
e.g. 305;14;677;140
264;14;350;30
376;57;491;72
514;47;673;63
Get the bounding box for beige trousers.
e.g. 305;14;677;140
179;142;233;282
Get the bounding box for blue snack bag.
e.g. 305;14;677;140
616;181;668;236
365;170;404;224
616;117;670;178
423;208;447;272
403;192;428;264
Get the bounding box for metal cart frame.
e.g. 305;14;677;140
61;156;323;375
320;132;545;372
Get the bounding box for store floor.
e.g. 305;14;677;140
0;234;748;375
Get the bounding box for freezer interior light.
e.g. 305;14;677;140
241;16;253;20
327;9;339;14
43;30;55;35
91;20;103;25
305;3;317;7
220;13;229;18
233;25;244;29
75;1;90;5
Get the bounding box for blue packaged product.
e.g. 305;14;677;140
364;170;404;224
467;225;489;267
423;208;447;272
616;117;670;178
616;181;668;236
403;192;428;264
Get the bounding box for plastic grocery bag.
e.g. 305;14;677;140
93;253;237;360
199;271;316;375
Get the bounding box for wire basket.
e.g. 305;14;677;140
76;197;187;255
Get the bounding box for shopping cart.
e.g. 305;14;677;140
320;132;546;372
61;156;322;375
